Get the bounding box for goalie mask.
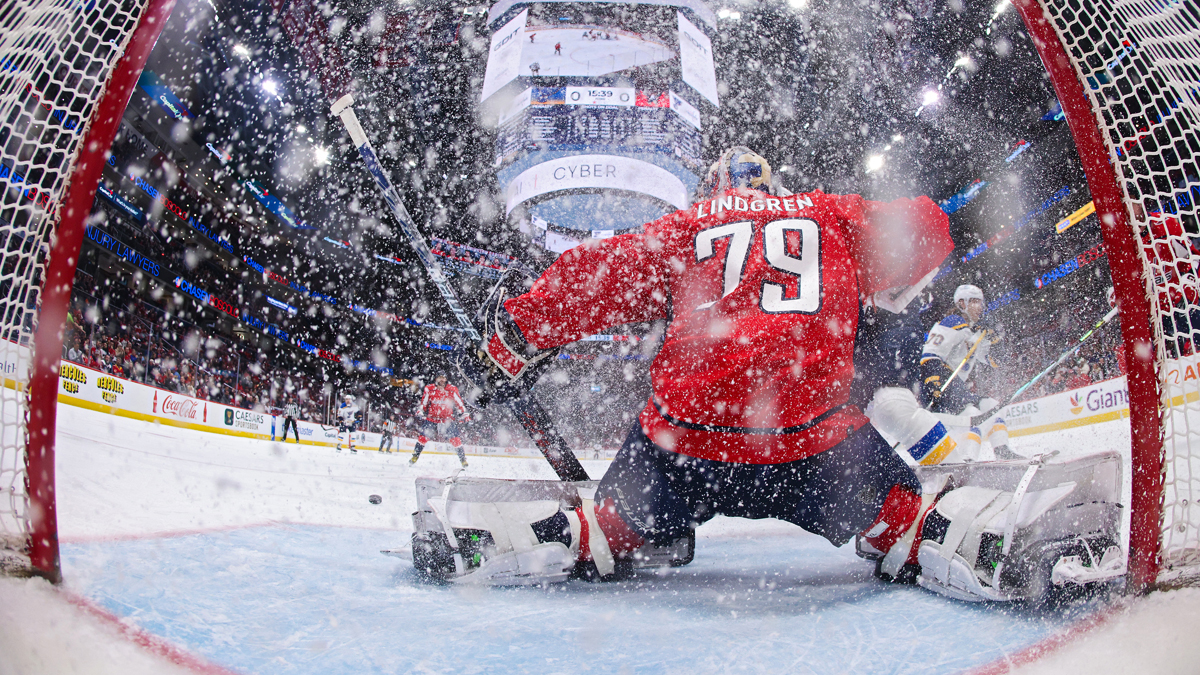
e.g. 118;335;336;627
697;146;773;200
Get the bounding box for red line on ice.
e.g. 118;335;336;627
962;601;1126;675
62;590;244;675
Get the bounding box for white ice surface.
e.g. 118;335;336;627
520;26;674;78
1005;587;1200;675
2;404;1199;674
0;575;204;675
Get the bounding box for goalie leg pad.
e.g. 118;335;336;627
428;496;576;585
912;456;1124;603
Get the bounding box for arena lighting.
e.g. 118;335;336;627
313;146;329;165
295;124;307;134
787;0;809;9
716;8;741;20
922;89;940;106
260;78;279;97
865;154;885;173
231;44;250;58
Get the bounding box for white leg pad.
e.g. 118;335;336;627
915;482;1080;601
428;497;576;585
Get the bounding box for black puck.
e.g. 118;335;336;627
368;494;382;505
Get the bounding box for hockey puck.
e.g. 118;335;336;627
368;494;382;505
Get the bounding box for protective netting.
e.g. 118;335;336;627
0;0;149;574
1034;0;1200;583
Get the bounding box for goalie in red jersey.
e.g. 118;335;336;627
449;146;960;584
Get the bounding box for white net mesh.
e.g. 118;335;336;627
0;0;149;574
1034;0;1200;583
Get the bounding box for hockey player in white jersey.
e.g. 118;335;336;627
336;394;361;453
919;284;1014;460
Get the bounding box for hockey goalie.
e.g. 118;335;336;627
399;147;1125;603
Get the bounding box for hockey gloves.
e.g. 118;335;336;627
455;269;559;407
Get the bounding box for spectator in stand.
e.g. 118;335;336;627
1066;362;1093;390
66;335;82;363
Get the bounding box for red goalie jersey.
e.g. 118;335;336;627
506;187;954;464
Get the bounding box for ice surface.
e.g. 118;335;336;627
2;404;1199;674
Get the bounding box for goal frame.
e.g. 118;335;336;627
1013;0;1173;591
17;0;176;583
5;0;1188;592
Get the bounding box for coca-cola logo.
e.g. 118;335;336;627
160;395;199;419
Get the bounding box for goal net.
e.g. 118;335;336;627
0;0;165;581
1016;0;1200;587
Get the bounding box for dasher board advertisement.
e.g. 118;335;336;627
481;9;527;103
678;12;718;105
51;356;570;458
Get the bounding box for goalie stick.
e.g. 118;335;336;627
971;306;1120;426
330;94;589;482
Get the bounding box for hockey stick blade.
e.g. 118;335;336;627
971;306;1120;426
330;94;588;481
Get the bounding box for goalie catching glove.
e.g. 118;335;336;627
454;269;559;406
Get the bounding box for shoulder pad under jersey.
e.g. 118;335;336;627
938;314;969;329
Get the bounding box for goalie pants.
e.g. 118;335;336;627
598;423;921;547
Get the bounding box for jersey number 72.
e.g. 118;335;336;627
693;218;821;314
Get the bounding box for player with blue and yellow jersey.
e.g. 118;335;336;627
920;284;1015;459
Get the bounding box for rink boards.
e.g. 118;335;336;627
47;355;1187;457
49;358;614;459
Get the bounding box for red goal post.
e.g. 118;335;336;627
1015;0;1200;589
0;0;174;582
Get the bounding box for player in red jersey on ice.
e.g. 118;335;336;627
449;146;960;583
409;374;471;467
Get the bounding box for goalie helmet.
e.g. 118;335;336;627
696;146;773;199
